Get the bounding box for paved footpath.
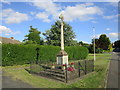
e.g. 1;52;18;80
107;52;120;88
2;73;33;88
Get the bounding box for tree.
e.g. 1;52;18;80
43;20;76;46
23;26;43;45
78;41;84;46
92;38;99;48
114;40;120;48
94;34;110;50
108;43;113;51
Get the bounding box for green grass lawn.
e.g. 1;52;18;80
2;53;110;88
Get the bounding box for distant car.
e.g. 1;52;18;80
113;48;120;52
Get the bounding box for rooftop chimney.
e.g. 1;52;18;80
10;37;14;40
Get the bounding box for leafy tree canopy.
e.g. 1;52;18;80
114;40;120;48
43;20;76;46
23;26;43;45
92;34;111;50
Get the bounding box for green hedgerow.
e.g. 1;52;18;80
2;44;88;66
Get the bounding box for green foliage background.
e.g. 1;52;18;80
2;44;88;66
43;20;76;46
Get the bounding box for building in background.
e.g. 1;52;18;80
0;37;21;44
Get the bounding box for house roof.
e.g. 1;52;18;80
0;36;21;44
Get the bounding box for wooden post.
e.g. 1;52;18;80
65;64;67;83
36;48;39;64
78;62;80;77
30;61;31;74
92;60;94;71
85;60;87;74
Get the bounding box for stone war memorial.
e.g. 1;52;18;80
57;14;68;65
30;14;94;83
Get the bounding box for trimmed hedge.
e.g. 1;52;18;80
2;44;88;66
65;46;89;60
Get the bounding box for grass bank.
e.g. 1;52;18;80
2;53;110;88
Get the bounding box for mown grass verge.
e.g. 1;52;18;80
2;53;110;88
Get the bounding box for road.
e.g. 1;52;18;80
107;52;120;89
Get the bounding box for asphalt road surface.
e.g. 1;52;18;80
107;52;120;89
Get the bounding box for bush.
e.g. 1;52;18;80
87;45;103;53
96;48;103;53
2;44;88;66
65;46;89;60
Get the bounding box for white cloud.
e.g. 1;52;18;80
91;32;119;40
2;8;29;24
61;4;103;22
106;28;111;31
103;14;118;19
30;12;36;15
36;12;50;22
95;34;101;38
5;33;10;36
82;41;89;44
1;0;11;4
91;21;97;23
0;25;21;35
108;32;119;38
108;2;118;7
31;1;103;22
91;34;101;39
0;25;12;34
32;0;60;19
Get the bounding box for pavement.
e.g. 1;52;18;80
106;52;120;89
2;72;33;88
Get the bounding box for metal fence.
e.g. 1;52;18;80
30;60;94;83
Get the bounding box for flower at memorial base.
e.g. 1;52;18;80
62;64;66;66
71;62;74;65
71;62;74;68
67;67;75;71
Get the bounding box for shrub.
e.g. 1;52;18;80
87;45;103;53
96;48;103;53
65;46;89;60
2;44;88;66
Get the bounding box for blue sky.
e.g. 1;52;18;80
0;1;119;44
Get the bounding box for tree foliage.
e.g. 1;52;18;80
114;40;120;48
43;20;76;46
23;26;43;45
93;34;110;50
98;34;110;50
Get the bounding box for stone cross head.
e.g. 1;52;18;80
59;14;64;21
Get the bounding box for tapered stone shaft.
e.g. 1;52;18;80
61;22;64;50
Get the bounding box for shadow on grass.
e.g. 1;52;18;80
25;68;31;73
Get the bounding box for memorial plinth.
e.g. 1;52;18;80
57;50;68;65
